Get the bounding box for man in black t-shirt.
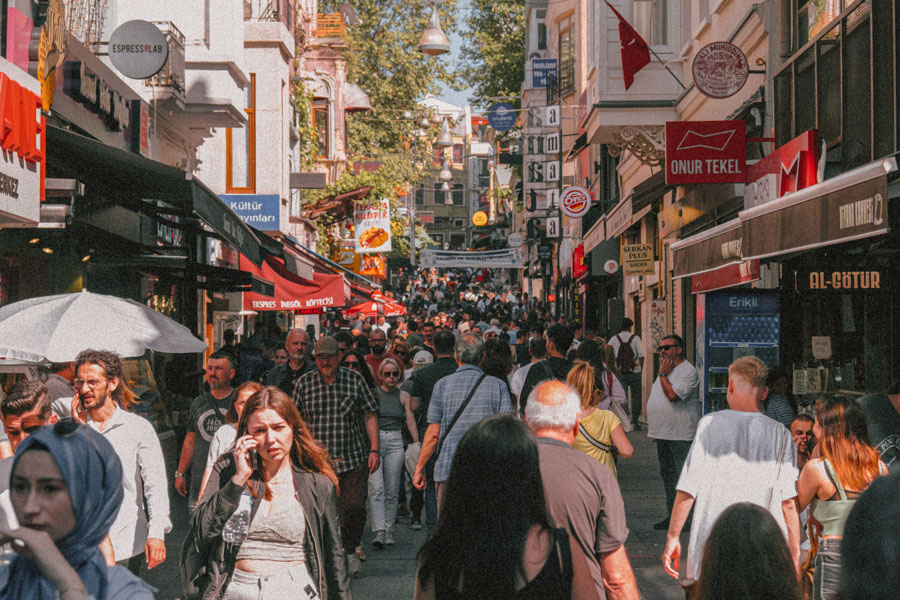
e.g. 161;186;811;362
518;323;574;415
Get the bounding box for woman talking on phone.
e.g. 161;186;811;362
189;386;350;599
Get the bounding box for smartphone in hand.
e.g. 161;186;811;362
248;449;259;470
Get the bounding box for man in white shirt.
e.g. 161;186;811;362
609;318;644;430
662;356;801;582
646;334;700;531
73;349;171;575
509;337;547;401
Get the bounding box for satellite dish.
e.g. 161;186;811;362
340;2;358;25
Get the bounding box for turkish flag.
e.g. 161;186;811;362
605;2;651;90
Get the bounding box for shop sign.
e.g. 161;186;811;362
68;62;132;131
220;194;279;229
537;245;552;261
36;0;67;111
508;233;523;247
604;259;619;274
472;211;488;226
421;248;524;269
745;130;819;210
692;42;749;99
583;217;605;252
572;244;587;278
560;186;591;218
297;307;323;315
0;69;45;221
605;198;633;239
108;21;169;80
487;102;516;132
621;243;654;276
531;58;557;88
354;198;391;254
795;269;882;291
418;211;434;224
358;254;386;278
665;121;746;185
691;260;760;294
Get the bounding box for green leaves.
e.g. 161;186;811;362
459;0;525;110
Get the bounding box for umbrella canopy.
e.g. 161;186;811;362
0;290;208;363
343;300;407;320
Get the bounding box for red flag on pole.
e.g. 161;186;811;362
605;2;651;90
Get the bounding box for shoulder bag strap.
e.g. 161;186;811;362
435;374;487;459
577;422;611;453
554;528;573;584
210;397;227;425
541;360;555;380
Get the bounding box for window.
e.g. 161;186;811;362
313;100;328;158
633;0;667;46
433;184;447;205
454;219;465;228
537;10;547;50
415;187;424;205
226;74;256;192
452;143;464;165
452;183;464;206
794;0;845;49
558;26;575;98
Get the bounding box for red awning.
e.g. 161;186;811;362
241;255;346;311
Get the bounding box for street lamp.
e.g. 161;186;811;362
417;2;450;56
435;116;453;148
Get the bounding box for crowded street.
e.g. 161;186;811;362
2;0;900;599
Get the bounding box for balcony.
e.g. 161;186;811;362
144;21;186;106
314;14;345;39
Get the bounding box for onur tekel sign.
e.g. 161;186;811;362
665;120;746;185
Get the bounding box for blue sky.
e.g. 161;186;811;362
436;1;473;108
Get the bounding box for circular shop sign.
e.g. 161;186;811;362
109;20;169;80
472;211;489;227
604;260;619;275
487;102;517;132
507;233;523;247
692;42;749;99
560;186;592;218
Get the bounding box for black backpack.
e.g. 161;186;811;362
615;334;637;373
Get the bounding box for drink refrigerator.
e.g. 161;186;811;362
695;290;781;413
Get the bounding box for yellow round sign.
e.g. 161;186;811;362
472;211;488;226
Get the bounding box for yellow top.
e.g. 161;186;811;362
572;409;622;477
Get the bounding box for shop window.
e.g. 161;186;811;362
226;74;256;193
633;0;668;45
313;102;328;158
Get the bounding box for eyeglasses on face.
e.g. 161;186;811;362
73;378;107;390
342;360;361;369
658;344;679;351
382;371;401;379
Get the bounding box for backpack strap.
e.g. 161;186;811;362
554;528;573;586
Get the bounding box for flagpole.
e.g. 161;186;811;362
646;45;687;90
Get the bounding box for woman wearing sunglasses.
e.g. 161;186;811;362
390;340;413;378
369;359;419;549
0;422;153;600
341;350;377;393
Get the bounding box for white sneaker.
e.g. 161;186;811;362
346;552;361;575
355;545;367;561
372;530;385;549
384;530;395;545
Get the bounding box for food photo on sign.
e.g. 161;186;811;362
353;198;392;253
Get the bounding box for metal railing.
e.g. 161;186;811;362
144;21;186;102
314;13;345;38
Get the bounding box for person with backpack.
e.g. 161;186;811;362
610;318;645;430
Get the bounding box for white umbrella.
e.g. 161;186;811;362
0;289;207;362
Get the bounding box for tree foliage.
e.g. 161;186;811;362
460;0;525;109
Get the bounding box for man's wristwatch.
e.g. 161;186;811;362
659;373;668;378
175;471;185;478
369;449;380;454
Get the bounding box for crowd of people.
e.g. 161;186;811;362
0;267;897;599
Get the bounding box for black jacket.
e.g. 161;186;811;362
189;456;351;599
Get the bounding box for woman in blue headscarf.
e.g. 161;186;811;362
0;421;154;600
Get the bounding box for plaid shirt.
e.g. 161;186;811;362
294;367;378;473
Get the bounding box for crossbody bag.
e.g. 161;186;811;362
432;374;487;466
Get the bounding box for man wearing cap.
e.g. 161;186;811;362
294;336;380;575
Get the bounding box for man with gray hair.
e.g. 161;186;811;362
412;331;512;511
662;356;801;583
524;380;640;600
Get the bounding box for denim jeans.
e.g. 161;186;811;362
620;371;642;425
424;480;438;534
813;538;841;600
368;429;404;532
656;439;693;516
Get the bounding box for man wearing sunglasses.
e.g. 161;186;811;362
646;334;700;531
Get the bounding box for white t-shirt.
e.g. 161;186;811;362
646;360;701;440
609;332;644;373
509;363;536;399
206;424;237;469
677;410;799;579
